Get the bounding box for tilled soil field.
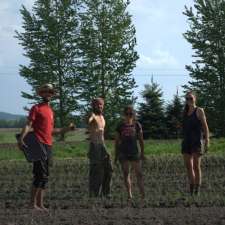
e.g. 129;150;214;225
1;156;225;225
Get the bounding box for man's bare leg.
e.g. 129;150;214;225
30;187;42;210
37;189;48;212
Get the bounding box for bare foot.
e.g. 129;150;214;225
39;206;49;213
127;197;133;207
29;204;43;211
139;198;145;208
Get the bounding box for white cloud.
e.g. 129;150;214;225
0;0;192;113
0;25;21;40
0;1;10;11
0;1;20;40
128;0;166;21
0;1;28;66
137;49;180;69
22;0;35;10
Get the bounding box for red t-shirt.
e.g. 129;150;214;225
28;103;54;146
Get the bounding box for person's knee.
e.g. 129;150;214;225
193;163;201;173
123;171;129;181
33;175;48;189
90;163;103;174
105;162;113;176
136;170;143;180
184;161;192;171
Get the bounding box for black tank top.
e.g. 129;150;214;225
183;107;202;145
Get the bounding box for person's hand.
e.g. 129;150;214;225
17;138;27;151
89;113;97;123
68;122;76;131
205;138;210;152
140;153;146;161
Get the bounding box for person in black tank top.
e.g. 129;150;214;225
115;106;145;203
182;92;210;196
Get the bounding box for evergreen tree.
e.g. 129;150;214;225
165;92;183;139
15;0;81;138
77;0;138;137
183;0;225;137
138;79;166;139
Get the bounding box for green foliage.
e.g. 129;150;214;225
77;0;139;137
165;93;184;139
183;0;225;137
0;112;24;121
0;118;26;128
15;0;81;131
138;79;166;139
16;0;138;138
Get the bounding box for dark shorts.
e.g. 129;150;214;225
32;142;52;189
181;140;204;155
119;152;140;162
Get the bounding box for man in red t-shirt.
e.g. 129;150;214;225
18;84;75;212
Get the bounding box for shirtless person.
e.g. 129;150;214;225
88;98;112;198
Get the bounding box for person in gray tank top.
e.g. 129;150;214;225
182;92;210;196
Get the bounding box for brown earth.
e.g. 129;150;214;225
1;206;225;225
1;159;225;225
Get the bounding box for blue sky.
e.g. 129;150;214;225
0;0;193;115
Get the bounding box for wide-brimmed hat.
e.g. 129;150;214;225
37;83;56;96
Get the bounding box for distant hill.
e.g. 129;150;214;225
0;112;25;121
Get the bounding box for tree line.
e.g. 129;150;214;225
15;0;225;138
0;79;184;140
138;79;183;139
0;118;27;128
16;0;137;138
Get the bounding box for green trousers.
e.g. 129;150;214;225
88;143;113;197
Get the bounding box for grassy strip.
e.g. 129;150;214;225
0;138;224;161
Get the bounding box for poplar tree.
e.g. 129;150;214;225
183;0;225;136
15;0;81;138
77;0;139;136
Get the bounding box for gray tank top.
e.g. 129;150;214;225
116;121;142;155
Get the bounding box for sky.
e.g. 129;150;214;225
0;0;194;115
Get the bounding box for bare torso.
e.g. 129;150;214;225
88;114;105;144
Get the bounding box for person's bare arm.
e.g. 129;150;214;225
138;130;145;160
52;123;75;136
18;120;33;150
88;113;97;124
197;108;210;147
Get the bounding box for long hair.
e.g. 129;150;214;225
183;91;196;117
123;105;136;121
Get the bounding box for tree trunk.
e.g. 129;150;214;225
58;70;65;141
